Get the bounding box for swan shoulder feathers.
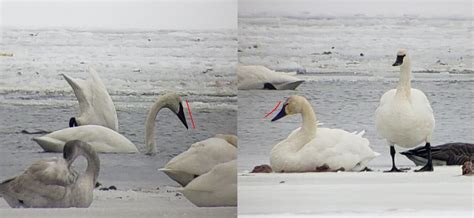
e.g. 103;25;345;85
180;160;237;207
164;137;237;176
33;125;138;153
271;127;377;172
63;67;119;131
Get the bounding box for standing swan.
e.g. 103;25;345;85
375;49;435;172
33;92;188;153
270;95;378;172
0;140;99;208
64;67;119;131
160;134;237;186
179;160;237;207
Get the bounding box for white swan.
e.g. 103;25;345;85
375;49;435;172
179;160;237;207
33;92;188;153
269;95;378;172
63;67;119;131
238;65;304;90
33;125;138;153
0;140;99;208
160;134;237;186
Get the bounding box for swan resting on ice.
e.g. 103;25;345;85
238;65;304;90
0;140;100;208
269;95;379;172
33;92;188;153
160;134;237;186
179;160;237;207
375;49;435;172
63;67;119;131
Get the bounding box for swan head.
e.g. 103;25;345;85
271;96;306;122
63;140;92;164
392;49;408;67
160;93;189;129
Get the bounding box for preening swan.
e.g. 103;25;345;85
160;134;237;186
64;67;119;131
375;49;435;172
238;65;304;90
401;142;473;166
179;160;237;207
33;92;188;153
0;140;99;208
269;95;378;172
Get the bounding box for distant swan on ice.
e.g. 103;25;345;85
269;95;378;172
33;92;188;153
375;49;435;172
63;67;119;131
238;65;304;90
0;140;99;208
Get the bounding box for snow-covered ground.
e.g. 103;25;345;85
0;188;236;218
239;166;473;217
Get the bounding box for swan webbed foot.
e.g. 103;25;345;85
415;164;433;172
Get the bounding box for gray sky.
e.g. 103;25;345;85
1;0;237;30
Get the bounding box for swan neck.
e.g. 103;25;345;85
81;147;100;184
300;100;317;136
396;58;412;97
145;98;166;154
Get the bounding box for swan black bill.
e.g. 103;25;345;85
177;102;189;129
69;117;78;127
392;55;405;66
271;104;287;122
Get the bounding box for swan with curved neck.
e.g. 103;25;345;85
270;95;378;172
33;92;188;153
0;140;100;208
64;67;119;131
375;49;435;172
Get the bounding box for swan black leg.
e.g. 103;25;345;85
384;145;404;172
415;143;434;172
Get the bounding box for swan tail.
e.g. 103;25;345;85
159;168;195;187
32;136;64;152
356;130;366;137
274;80;305;90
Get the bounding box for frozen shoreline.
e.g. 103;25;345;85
0;187;236;217
238;166;473;217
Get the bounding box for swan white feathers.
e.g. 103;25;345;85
375;49;435;172
238;65;304;90
0;140;99;208
179;160;237;207
63;67;119;131
160;134;237;186
33;92;188;153
270;95;378;172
